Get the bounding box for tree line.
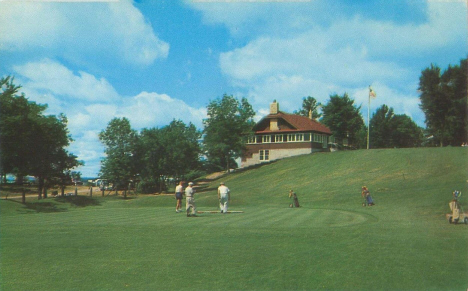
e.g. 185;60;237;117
295;58;466;149
1;58;466;199
98;95;255;195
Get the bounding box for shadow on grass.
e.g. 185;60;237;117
15;196;102;214
55;195;101;207
122;196;137;200
21;202;68;213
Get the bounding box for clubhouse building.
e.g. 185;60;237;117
241;100;333;168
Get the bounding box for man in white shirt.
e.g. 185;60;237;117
175;181;184;213
185;182;196;217
218;182;230;214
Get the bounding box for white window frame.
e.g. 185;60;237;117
259;150;270;161
275;135;283;143
287;133;305;142
262;135;271;143
247;136;256;144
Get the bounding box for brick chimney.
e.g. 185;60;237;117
270;100;279;114
270;100;280;130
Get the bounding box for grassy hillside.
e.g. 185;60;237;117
1;147;467;291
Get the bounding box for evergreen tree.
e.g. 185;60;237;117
418;58;467;146
321;93;365;148
370;105;423;148
294;96;322;119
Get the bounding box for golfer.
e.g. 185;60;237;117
361;186;375;206
218;182;230;213
185;182;196;217
175;181;184;213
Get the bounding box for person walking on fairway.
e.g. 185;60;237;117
185;182;196;217
218;182;230;213
175;181;184;213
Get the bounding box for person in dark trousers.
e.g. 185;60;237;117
289;190;300;207
361;186;375;206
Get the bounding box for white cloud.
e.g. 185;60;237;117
0;0;169;66
12;60;207;176
213;1;465;124
14;59;120;102
121;92;206;129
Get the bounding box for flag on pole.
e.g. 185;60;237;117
369;86;376;98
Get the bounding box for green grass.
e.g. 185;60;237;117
1;147;467;290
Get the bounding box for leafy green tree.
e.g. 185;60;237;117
0;77;44;187
29;113;78;199
136;120;201;193
418;58;467;146
370;105;423;148
136;127;165;193
369;105;394;148
203;94;255;172
294;96;322;119
321;93;365;148
53;153;83;196
0;76;82;202
390;114;423;148
99;117;138;198
158;120;201;179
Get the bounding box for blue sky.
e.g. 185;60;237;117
0;0;466;177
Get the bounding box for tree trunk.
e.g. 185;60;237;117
43;187;47;199
38;177;44;200
22;187;26;204
61;186;65;197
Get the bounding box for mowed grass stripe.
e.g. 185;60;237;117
2;199;373;230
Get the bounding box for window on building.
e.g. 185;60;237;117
247;136;256;144
259;150;270;161
296;134;303;142
288;134;296;142
304;133;311;141
262;135;271;143
314;134;323;143
275;135;283;143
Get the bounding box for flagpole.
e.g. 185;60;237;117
367;86;371;149
367;86;376;150
367;87;370;150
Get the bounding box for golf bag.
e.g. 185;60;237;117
293;193;300;207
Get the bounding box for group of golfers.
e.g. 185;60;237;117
175;181;230;217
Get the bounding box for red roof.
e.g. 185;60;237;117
253;111;332;135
